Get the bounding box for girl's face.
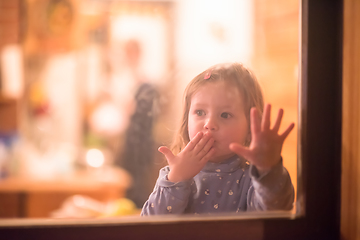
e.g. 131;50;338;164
188;81;249;163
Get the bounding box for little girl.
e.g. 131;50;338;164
141;62;295;215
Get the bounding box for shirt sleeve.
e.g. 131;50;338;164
141;166;193;216
246;159;295;211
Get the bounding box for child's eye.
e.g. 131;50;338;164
221;112;231;119
195;110;205;116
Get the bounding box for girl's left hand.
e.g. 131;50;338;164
229;104;294;175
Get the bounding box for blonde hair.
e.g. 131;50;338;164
171;62;264;154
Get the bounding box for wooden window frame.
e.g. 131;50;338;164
0;0;343;239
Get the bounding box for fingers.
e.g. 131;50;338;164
199;147;215;164
280;123;295;140
181;132;214;161
193;133;213;155
272;108;284;132
261;104;271;131
197;137;214;158
229;143;252;160
158;146;175;164
185;132;203;151
250;108;261;135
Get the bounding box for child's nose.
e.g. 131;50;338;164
204;117;218;131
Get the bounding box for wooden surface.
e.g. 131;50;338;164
0;168;131;218
0;169;130;192
341;0;360;239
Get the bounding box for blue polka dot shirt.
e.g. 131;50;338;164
141;155;294;215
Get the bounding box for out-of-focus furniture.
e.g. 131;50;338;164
0;168;131;218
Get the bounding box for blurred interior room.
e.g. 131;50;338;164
0;0;298;219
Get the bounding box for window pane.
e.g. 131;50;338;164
0;0;299;221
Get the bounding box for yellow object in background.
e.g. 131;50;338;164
51;195;138;218
28;81;50;115
102;198;138;217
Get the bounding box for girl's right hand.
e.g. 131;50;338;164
158;132;215;182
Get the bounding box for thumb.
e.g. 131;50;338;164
158;146;175;164
229;143;251;159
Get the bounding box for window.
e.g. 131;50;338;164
0;1;342;239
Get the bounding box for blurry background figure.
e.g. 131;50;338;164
115;39;159;208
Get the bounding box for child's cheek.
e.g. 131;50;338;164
188;129;195;141
187;120;198;140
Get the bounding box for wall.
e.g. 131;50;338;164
252;0;299;197
0;0;20;49
0;0;20;132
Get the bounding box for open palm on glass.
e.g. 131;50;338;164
229;104;295;175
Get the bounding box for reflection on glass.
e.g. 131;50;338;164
0;0;298;219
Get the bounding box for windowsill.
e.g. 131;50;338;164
0;210;299;228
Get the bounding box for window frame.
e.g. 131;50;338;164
0;0;343;239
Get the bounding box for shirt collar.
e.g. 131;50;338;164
201;155;248;173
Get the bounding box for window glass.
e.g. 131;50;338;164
0;0;299;221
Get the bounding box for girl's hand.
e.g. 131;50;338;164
158;132;215;182
229;104;294;175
